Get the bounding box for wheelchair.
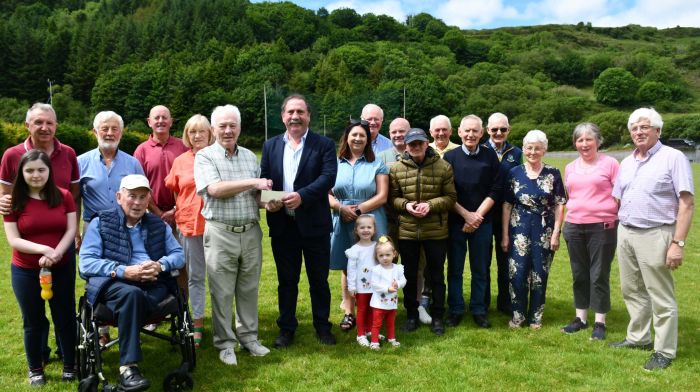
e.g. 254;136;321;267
75;277;196;392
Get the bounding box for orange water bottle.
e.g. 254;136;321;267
39;267;53;300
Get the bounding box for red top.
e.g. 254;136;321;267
0;138;79;189
4;188;77;269
133;135;188;211
164;150;205;236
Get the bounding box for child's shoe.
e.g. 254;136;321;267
356;335;370;347
366;332;385;341
369;342;380;351
388;339;400;347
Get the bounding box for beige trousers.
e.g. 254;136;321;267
617;224;677;358
204;221;263;350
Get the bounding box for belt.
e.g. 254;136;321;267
209;221;257;233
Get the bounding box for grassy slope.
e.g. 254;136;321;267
0;156;698;391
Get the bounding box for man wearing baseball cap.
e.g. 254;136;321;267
79;174;184;392
389;128;456;336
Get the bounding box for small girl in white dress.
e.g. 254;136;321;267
345;214;377;347
369;236;406;350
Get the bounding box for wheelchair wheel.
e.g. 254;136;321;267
163;370;194;392
180;310;196;372
76;297;96;380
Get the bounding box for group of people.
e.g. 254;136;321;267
0;97;694;390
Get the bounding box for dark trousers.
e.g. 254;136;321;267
491;209;511;312
100;280;168;365
40;247;76;359
271;215;332;334
399;239;447;320
11;263;75;372
447;222;492;316
562;221;617;313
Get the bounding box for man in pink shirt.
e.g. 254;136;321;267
133;105;188;226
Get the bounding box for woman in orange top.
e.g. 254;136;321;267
165;114;214;347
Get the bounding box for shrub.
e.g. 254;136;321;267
593;67;639;106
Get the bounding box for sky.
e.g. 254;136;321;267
251;0;700;30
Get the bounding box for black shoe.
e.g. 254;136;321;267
561;317;588;334
445;314;462;327
28;370;46;387
118;366;150;392
609;339;653;351
316;331;337;345
473;314;492;329
431;318;445;336
274;331;294;349
400;318;419;332
590;322;606;341
644;352;672;371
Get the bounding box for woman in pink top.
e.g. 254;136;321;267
165;114;214;347
560;122;619;340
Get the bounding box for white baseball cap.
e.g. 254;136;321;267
120;174;151;190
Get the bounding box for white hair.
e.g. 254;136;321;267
430;114;452;130
93;111;124;130
523;130;548;150
628;107;663;131
361;103;384;120
487;112;509;127
211;104;241;126
26;103;57;123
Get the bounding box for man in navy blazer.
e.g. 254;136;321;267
260;94;338;347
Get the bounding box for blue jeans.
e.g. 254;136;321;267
447;222;493;316
11;263;75;372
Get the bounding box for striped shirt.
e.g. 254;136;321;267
194;142;260;226
613;141;694;229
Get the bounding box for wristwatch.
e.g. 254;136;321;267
354;207;362;216
672;239;685;248
159;262;167;272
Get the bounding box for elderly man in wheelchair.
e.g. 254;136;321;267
79;174;187;392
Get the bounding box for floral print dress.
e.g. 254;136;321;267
505;164;567;325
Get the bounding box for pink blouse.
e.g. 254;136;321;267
564;154;619;224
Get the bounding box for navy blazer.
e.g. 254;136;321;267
260;130;338;238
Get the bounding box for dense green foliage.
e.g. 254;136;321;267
2;0;700;154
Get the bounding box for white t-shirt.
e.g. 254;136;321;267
345;242;377;294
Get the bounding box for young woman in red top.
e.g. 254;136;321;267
4;150;77;386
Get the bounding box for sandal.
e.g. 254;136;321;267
193;327;204;348
339;314;355;332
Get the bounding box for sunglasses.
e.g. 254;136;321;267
349;118;370;127
489;127;509;133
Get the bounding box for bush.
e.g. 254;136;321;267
588;110;629;148
664;114;700;141
593;67;639;106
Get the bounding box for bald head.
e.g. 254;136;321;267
147;105;173;140
388;117;410;151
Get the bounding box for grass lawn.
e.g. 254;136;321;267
1;156;699;391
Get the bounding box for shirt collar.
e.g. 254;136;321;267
633;140;663;162
147;134;173;146
213;140;238;159
25;137;62;154
461;144;480;156
283;129;308;144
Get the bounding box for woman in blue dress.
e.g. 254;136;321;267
329;120;389;331
501;130;566;330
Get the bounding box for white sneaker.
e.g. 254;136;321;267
388;338;400;347
418;305;432;324
219;347;237;365
242;341;270;357
356;335;370;347
369;342;380;351
143;323;157;332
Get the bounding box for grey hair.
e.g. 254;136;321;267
523;130;548;150
211;104;241;127
487;112;509;127
430;114;452;130
458;114;483;130
93;111;124;130
572;122;603;147
628;107;663;132
25;103;57;123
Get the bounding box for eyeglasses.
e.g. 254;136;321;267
630;124;653;133
349;119;369;127
489;127;509;133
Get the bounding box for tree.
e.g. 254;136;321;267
593;67;639;106
328;7;361;29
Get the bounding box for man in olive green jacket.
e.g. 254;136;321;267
389;128;456;336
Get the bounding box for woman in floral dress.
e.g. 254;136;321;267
500;130;567;329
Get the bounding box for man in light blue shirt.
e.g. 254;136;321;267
79;174;183;392
362;103;392;153
78;111;144;227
